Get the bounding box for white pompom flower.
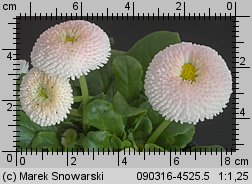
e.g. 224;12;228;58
31;20;111;79
144;42;232;124
20;68;73;126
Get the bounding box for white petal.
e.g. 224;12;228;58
17;59;29;74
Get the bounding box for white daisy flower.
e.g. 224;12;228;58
20;68;73;126
31;20;111;79
144;42;232;124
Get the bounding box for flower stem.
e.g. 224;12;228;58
79;75;89;108
146;120;171;144
79;75;89;134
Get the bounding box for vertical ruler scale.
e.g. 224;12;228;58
3;16;21;149
233;2;250;152
232;2;239;151
14;15;21;168
0;0;251;183
1;9;22;169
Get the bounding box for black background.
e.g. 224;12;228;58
17;16;236;150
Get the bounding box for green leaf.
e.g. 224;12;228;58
32;131;62;150
120;147;135;152
18;111;42;131
131;94;148;107
17;124;39;148
144;143;165;152
146;120;171;144
133;117;152;140
17;110;65;149
69;108;82;118
17;111;42;148
127;132;139;150
156;122;195;149
125;108;147;119
140;101;164;129
81;131;123;151
188;145;225;152
129;117;152;150
122;140;133;148
174;128;195;148
112;55;143;102
83;99;125;137
61;129;78;148
112;92;128;113
86;50;125;97
112;92;147;118
128;31;181;75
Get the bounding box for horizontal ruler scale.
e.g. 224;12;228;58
2;148;250;168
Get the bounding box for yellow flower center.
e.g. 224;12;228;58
180;63;197;82
64;35;76;43
38;87;49;100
